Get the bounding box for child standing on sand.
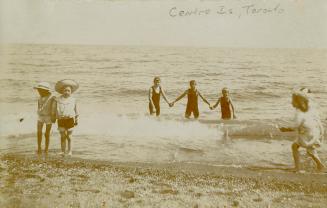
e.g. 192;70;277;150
210;87;236;120
149;77;171;116
170;80;211;119
281;88;325;172
34;82;56;154
53;79;79;156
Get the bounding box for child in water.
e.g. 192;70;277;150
34;82;56;154
281;88;325;172
149;77;171;116
53;79;79;156
210;87;236;120
170;80;211;119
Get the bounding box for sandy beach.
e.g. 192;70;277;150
1;153;326;208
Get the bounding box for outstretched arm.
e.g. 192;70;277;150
171;90;188;105
160;87;170;105
279;112;302;132
211;98;220;110
198;92;210;106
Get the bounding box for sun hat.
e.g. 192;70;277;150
55;79;79;93
34;82;52;92
292;87;311;102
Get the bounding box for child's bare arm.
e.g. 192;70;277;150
148;87;154;106
50;98;57;123
160;87;170;105
198;92;210;106
230;99;236;118
173;90;187;103
74;100;79;125
212;98;220;109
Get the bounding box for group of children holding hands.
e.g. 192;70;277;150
148;77;236;120
34;77;325;172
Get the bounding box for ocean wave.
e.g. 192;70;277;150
0;112;308;140
233;91;282;100
110;88;148;97
96;66;122;70
9;62;62;67
243;74;271;78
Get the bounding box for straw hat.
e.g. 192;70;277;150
34;82;52;92
55;79;79;93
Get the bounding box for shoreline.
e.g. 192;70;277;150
1;153;327;207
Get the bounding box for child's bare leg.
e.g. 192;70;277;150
67;130;73;155
224;127;229;141
307;149;325;171
60;131;66;154
44;124;52;153
37;121;43;154
292;143;300;170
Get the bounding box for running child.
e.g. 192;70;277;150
281;88;325;172
34;82;56;154
149;77;171;116
210;87;236;120
53;79;79;156
170;80;211;119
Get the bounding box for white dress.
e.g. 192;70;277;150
294;109;323;148
56;96;77;119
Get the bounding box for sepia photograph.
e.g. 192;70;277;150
0;0;326;207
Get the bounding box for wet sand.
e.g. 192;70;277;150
1;153;326;208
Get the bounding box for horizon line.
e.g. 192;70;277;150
1;42;327;50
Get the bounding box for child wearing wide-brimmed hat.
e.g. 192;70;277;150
34;82;56;155
281;88;325;172
53;79;79;156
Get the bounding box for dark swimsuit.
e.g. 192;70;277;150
149;86;161;116
185;89;199;118
220;96;232;119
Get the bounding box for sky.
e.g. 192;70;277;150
0;0;326;48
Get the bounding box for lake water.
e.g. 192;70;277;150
0;44;326;167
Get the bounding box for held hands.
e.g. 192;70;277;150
169;102;175;107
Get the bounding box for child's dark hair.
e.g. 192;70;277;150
189;80;196;86
222;87;229;93
153;77;160;82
